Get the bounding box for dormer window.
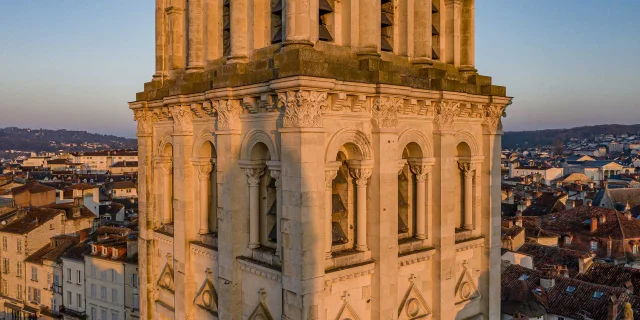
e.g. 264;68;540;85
592;291;604;299
91;245;98;254
590;240;598;251
565;236;571;245
565;286;576;294
112;249;118;259
102;247;108;257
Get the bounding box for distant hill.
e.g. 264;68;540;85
503;124;640;149
0;127;137;152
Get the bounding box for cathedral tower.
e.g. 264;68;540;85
130;0;511;319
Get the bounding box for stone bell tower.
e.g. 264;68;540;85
130;0;511;319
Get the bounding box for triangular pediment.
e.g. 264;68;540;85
157;261;174;292
194;276;218;314
335;301;361;320
454;267;480;304
248;301;273;320
398;283;432;319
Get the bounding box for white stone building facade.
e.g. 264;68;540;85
131;0;511;319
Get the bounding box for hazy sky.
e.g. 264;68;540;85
0;1;638;138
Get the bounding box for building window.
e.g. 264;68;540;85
112;312;118;320
2;258;9;274
133;293;139;309
17;284;22;299
34;288;41;303
91;284;96;298
16;239;21;253
318;0;335;41
91;307;96;320
565;236;571;245
16;261;22;277
101;270;106;281
131;274;139;288
77;270;81;284
101;309;107;320
67;291;72;306
111;269;117;283
31;266;38;281
91;265;96;278
634;245;639;255
77;293;82;308
101;286;107;300
591;241;598;251
67;268;72;282
380;0;394;52
2;236;6;250
112;288;117;303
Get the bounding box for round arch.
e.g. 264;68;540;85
157;133;173;156
240;129;279;161
191;129;217;159
325;128;373;163
397;129;434;159
454;130;480;156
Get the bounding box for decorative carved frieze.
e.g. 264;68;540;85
153;107;173;122
372;96;403;128
277;90;328;128
238;259;281;282
213;99;242;130
171;105;193;132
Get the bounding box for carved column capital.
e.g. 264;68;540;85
325;170;338;190
277;90;328;128
133;109;155;135
171;105;193;133
270;170;281;188
372;96;403;128
157;160;173;175
434;101;460;132
410;164;431;181
458;162;476;177
194;162;213;180
482;104;507;133
349;168;372;186
214;99;243;130
244;167;265;187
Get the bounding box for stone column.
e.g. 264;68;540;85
413;0;433;64
358;0;380;55
228;0;249;63
459;161;474;230
460;0;475;69
242;164;265;249
349;162;372;251
187;0;204;72
284;0;313;46
194;161;213;234
410;161;432;239
267;161;283;257
444;0;462;66
166;5;186;70
154;0;167;79
159;160;173;224
324;162;341;258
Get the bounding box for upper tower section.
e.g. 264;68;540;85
139;0;503;102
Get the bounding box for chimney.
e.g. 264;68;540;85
566;199;574;210
608;295;620;320
78;229;89;242
590;217;598;232
515;211;523;227
540;269;556;289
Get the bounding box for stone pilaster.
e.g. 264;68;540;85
277;89;327;320
358;0;381;55
240;163;266;249
283;0;313;46
215;117;244;319
133;108;155;320
444;0;462;66
169;105;196;320
369;121;398;319
324;162;341;259
154;0;168;79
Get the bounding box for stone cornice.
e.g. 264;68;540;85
398;247;436;267
455;237;485;252
190;242;217;259
154;231;174;245
325;260;375;284
238;257;282;283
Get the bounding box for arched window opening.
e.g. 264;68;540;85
381;0;394;52
432;0;441;60
319;0;335;41
271;0;283;43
